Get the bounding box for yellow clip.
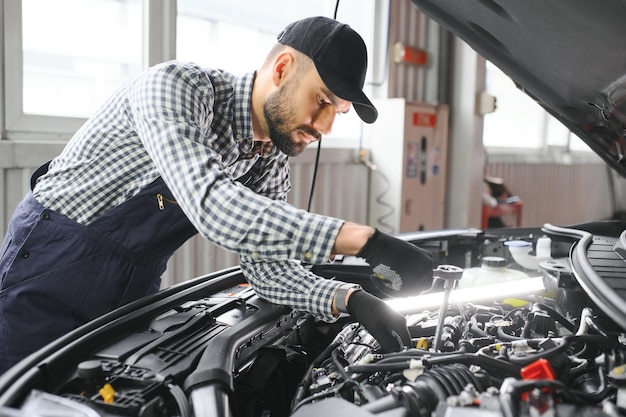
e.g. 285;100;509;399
99;383;115;404
416;337;429;350
501;298;529;307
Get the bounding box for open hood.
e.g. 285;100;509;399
411;0;626;178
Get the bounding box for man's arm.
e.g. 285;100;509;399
240;256;347;322
331;222;375;258
241;254;417;353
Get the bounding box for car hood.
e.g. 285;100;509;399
411;0;626;179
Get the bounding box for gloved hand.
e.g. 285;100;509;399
357;229;433;297
347;289;411;352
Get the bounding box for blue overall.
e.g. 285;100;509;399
0;162;201;373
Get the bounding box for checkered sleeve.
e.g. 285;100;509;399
240;255;345;322
129;61;343;264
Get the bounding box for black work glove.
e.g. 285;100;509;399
347;289;411;352
357;229;434;297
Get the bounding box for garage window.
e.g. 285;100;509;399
6;0;378;145
482;61;592;153
5;0;144;137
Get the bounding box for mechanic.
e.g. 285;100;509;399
0;16;433;373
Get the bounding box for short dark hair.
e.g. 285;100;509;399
262;43;314;77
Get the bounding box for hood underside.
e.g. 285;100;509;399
411;0;626;178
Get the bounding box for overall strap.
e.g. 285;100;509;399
235;157;264;188
30;160;52;191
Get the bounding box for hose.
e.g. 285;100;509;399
168;384;192;417
347;351;521;376
507;335;621;366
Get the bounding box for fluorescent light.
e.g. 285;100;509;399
385;276;546;314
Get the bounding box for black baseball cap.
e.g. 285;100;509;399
277;16;378;124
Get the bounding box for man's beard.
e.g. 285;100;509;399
263;80;321;157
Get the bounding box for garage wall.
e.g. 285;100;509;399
384;0;441;104
487;161;618;227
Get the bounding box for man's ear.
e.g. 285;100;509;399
271;51;295;87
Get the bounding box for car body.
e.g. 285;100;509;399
2;1;626;416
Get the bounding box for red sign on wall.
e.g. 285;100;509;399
412;112;437;127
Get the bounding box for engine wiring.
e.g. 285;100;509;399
290;298;626;417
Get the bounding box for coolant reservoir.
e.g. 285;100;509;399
505;237;552;270
458;256;528;289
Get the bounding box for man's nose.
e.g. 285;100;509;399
312;105;336;136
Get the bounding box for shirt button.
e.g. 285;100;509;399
304;251;314;260
42;213;50;220
251;252;259;259
20;251;30;258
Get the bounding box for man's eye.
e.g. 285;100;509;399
318;95;329;106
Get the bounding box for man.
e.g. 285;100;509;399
0;16;433;373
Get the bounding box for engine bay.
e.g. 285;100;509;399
2;221;626;417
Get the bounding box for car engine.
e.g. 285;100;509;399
1;222;626;417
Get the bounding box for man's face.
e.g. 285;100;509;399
263;67;351;157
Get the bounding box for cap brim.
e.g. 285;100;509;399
353;101;378;124
316;65;378;124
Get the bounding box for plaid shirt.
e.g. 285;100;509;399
33;61;346;321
